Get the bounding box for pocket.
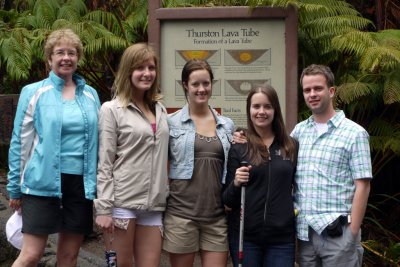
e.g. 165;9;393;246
325;217;343;237
170;128;186;139
345;224;359;243
343;224;357;247
169;129;187;163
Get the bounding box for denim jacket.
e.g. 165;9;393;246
167;104;234;184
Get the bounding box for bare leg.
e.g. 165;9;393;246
12;233;48;267
134;225;162;267
112;219;135;267
201;250;228;267
170;252;196;267
56;232;85;267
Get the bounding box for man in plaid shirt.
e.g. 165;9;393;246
291;64;372;267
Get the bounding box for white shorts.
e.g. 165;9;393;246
112;208;162;226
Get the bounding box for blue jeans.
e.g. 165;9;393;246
229;234;295;267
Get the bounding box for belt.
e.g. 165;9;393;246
338;214;351;225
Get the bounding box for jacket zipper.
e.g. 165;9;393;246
263;148;272;223
148;108;157;208
134;104;156;208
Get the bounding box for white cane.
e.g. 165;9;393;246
238;161;248;267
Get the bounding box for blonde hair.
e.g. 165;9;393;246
44;29;83;61
113;43;161;108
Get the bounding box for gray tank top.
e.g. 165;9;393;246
167;133;225;221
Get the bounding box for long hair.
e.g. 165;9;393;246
245;85;297;165
113;43;161;109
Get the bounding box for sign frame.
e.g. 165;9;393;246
148;2;298;131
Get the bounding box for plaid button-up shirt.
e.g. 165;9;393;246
291;110;372;241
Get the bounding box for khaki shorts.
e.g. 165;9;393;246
162;212;228;253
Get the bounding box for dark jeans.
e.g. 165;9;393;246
229;232;295;267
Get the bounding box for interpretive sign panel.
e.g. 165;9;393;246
148;3;298;130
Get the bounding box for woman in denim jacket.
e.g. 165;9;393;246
163;59;234;267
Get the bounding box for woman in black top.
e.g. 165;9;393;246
223;85;297;267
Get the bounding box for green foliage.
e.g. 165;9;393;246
369;118;400;173
248;0;373;64
0;27;33;80
83;10;123;36
363;193;400;266
384;70;400;104
0;0;145;99
336;81;377;104
333;29;400;171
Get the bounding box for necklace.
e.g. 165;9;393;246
196;133;218;143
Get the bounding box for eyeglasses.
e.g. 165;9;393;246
52;50;78;58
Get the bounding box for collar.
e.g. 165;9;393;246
114;96;138;109
305;110;345;129
180;104;226;126
115;96;164;114
49;71;85;93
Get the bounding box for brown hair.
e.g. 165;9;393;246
181;59;214;101
245;85;297;165
300;64;335;88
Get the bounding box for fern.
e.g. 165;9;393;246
84;10;123;36
57;5;82;23
84;36;128;55
32;0;60;29
332;31;376;56
30;29;48;60
65;0;88;16
51;18;73;29
2;36;32;80
361;46;400;72
125;1;148;32
369;118;400;155
369;118;399;138
383;71;400;104
336;82;377;104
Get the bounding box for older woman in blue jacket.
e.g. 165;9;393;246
7;29;100;266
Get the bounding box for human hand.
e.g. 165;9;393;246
234;165;252;187
96;215;114;234
232;130;247;144
9;199;22;213
224;205;232;213
350;223;360;237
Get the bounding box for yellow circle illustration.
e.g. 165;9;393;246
182;50;210;60
239;52;252;63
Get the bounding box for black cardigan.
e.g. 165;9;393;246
222;141;297;245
